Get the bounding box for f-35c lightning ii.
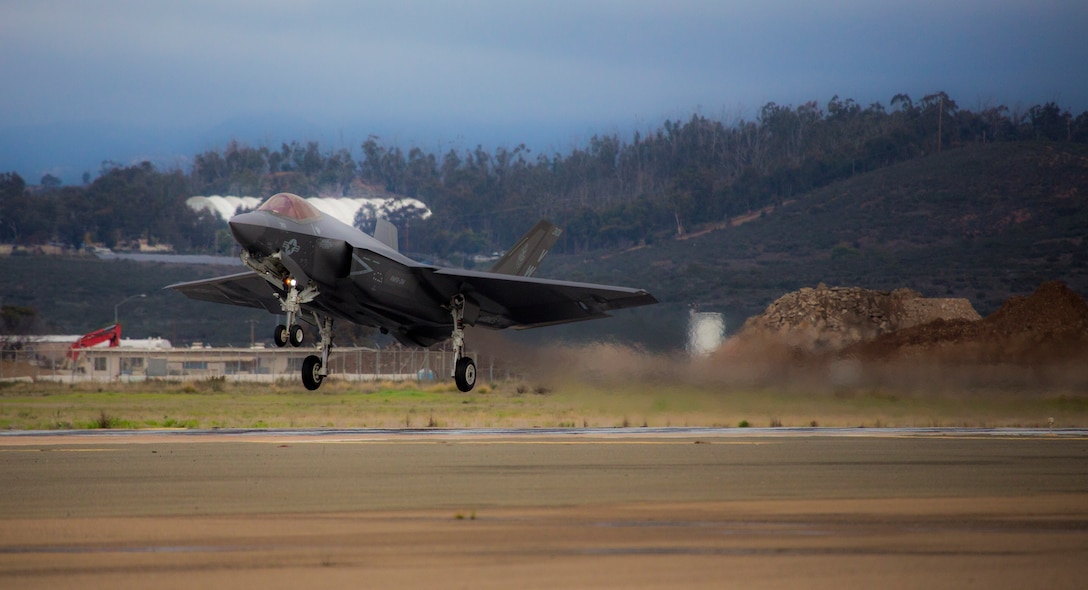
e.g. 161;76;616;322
168;193;657;391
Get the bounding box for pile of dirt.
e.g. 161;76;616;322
732;284;980;354
846;281;1088;363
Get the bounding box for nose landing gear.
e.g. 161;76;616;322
274;277;317;348
273;323;305;347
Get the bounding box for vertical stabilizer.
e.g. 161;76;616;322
373;218;399;252
490;220;562;277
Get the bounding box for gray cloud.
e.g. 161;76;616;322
2;0;1085;180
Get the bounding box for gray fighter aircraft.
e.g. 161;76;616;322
168;192;657;391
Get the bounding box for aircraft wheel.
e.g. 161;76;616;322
454;357;476;392
273;324;289;347
289;324;304;347
302;355;324;390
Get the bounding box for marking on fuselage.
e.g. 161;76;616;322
282;239;300;256
350;253;373;276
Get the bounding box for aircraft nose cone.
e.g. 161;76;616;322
228;212;268;250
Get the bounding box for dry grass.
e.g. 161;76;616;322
1;342;1086;431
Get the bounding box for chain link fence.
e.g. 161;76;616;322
0;343;514;385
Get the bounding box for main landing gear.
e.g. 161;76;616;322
449;294;477;392
301;314;334;391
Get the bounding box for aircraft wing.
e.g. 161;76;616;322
427;268;658;329
168;266;659;333
166;272;283;314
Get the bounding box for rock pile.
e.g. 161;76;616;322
849;281;1088;363
735;284;980;353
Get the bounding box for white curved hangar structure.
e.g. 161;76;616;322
187;195;431;228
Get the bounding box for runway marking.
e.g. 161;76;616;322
0;448;120;453
283;440;775;446
883;434;1088;442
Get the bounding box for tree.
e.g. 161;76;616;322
0;172;26;201
40;174;61;188
921;91;957;152
1;305;37;335
1029;102;1071;141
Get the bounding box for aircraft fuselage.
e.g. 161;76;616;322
228;207;452;346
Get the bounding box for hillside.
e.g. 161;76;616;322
540;141;1088;346
0;256;269;345
4;142;1088;350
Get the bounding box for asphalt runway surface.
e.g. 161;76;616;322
1;428;1087;589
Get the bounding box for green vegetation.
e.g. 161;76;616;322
0;377;1084;431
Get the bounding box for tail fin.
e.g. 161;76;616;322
373;218;399;252
490;220;562;277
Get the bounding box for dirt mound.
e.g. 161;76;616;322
731;284;980;354
847;281;1088;363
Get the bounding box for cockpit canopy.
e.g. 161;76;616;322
257;193;322;222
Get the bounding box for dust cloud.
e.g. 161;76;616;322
472;281;1088;396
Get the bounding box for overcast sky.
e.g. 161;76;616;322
2;0;1086;182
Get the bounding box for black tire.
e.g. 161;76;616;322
302;355;324;390
454;357;476;392
289;324;304;347
273;324;288;347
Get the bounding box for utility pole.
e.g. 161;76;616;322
114;293;146;326
937;95;943;154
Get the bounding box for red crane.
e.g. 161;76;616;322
68;324;121;360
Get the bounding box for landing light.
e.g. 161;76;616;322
286;278;297;287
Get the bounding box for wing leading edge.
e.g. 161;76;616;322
166;272;283;314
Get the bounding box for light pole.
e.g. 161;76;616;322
114;294;146;326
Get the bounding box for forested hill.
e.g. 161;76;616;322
3;92;1088;348
537;140;1088;345
2;92;1087;258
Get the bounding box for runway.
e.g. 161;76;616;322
2;428;1087;588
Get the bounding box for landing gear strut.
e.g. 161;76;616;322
449;294;476;392
302;313;334;391
274;277;317;348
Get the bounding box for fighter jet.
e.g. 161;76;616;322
168;192;657;391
